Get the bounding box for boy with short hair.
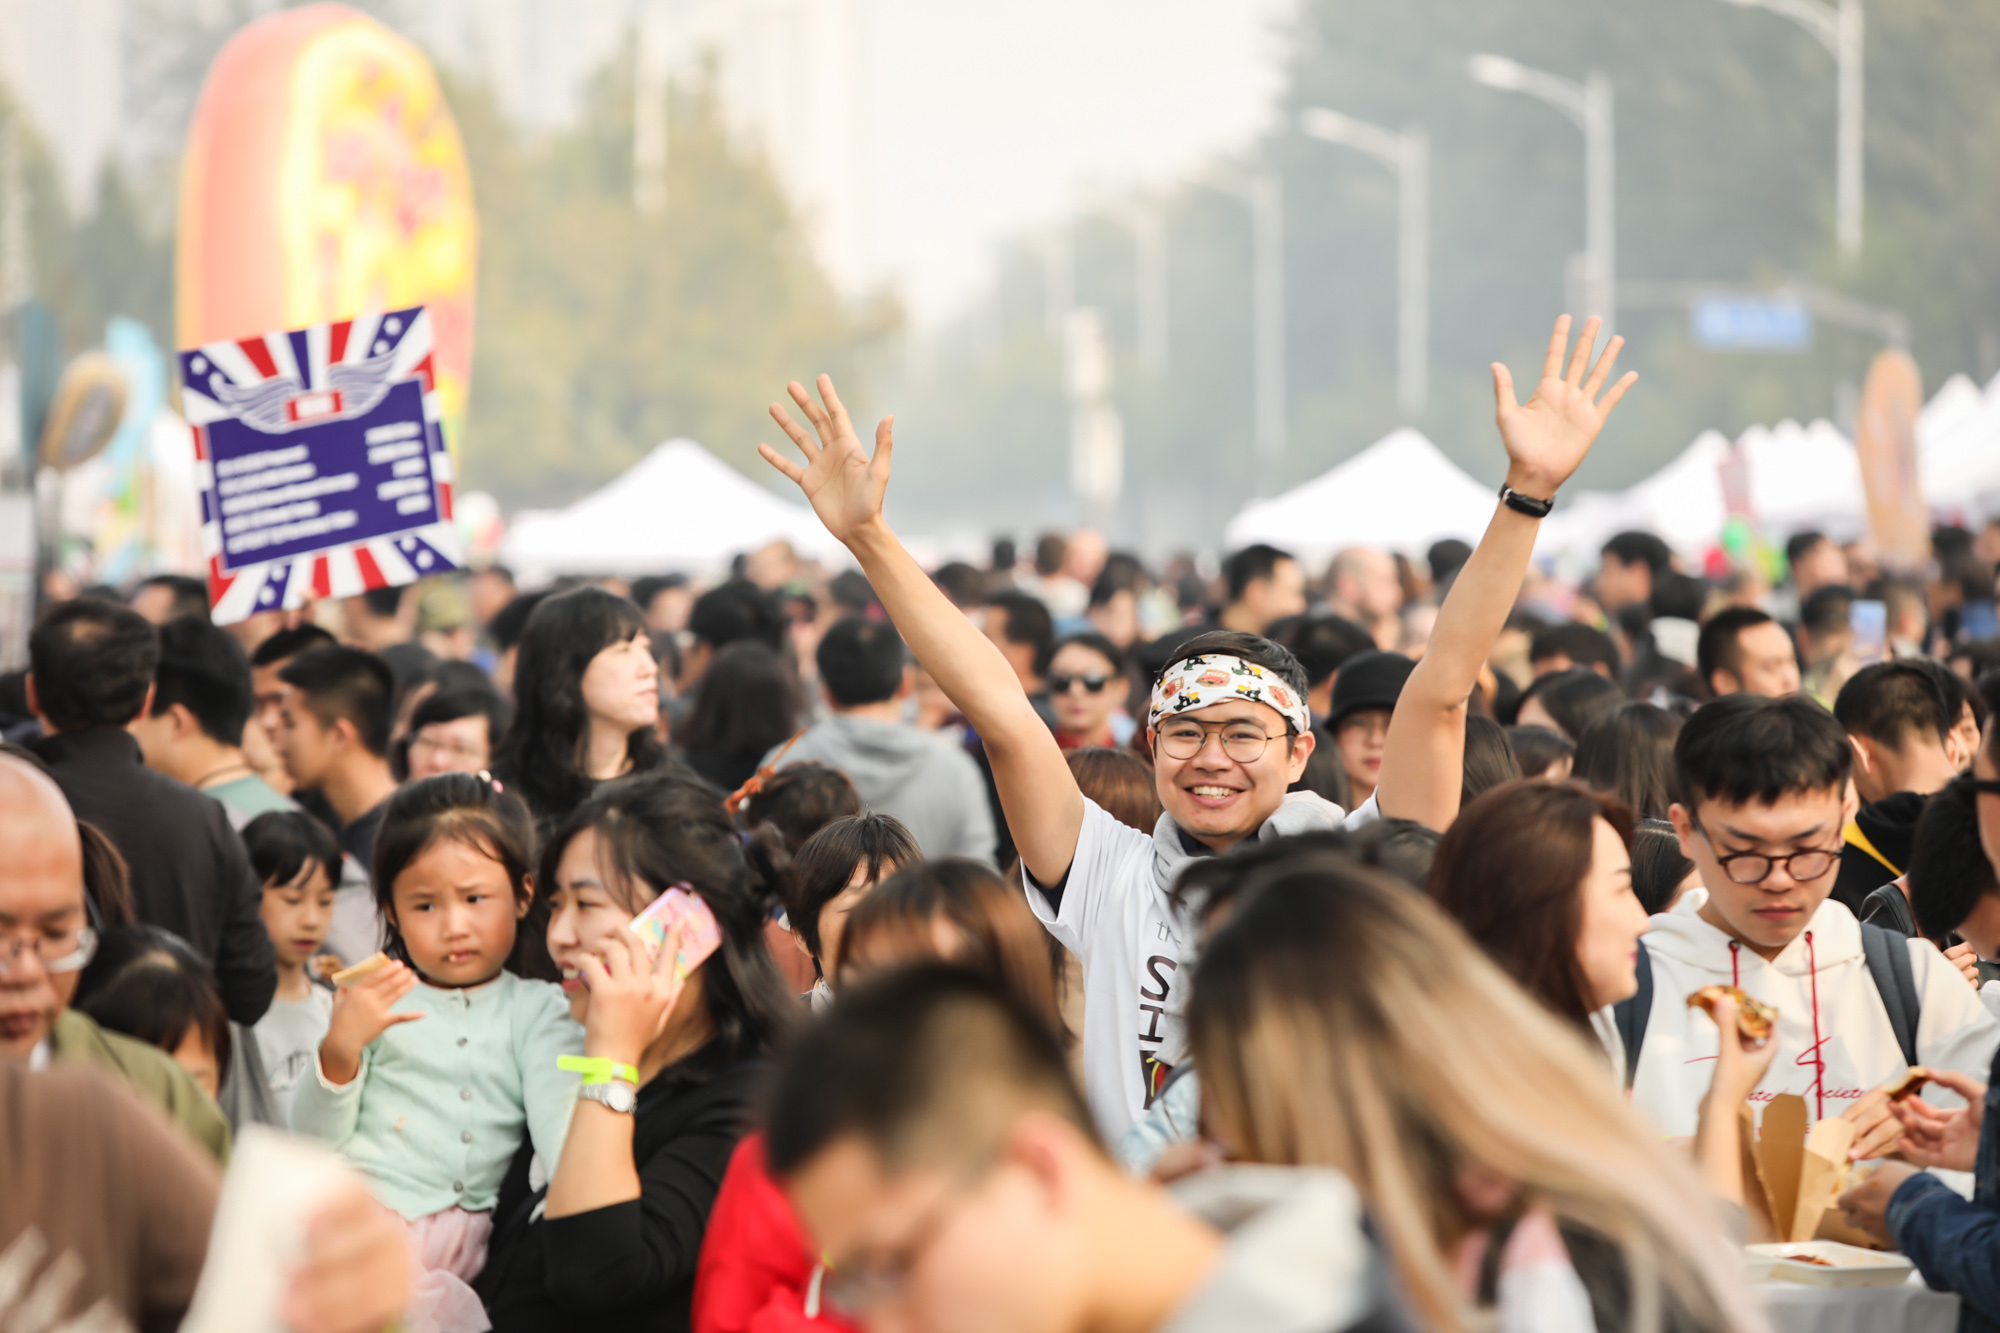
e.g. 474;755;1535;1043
1833;660;1972;913
767;965;1406;1333
1628;695;2000;1143
131;615;294;826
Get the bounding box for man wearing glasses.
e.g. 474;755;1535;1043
0;752;229;1159
1629;695;2000;1145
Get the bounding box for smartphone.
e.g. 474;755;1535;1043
1849;598;1888;666
629;887;723;979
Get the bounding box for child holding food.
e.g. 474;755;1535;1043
290;774;582;1333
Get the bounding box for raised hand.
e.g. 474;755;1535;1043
577;923;691;1069
319;960;422;1085
1491;315;1636;499
757;375;894;547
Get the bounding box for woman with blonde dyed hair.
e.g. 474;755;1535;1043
1186;844;1765;1333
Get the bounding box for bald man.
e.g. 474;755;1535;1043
0;753;230;1159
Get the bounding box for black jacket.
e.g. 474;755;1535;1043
478;1051;761;1333
36;729;276;1025
1832;791;1928;915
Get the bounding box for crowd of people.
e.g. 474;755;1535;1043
7;314;2000;1333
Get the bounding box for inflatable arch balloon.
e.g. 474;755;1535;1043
177;3;477;456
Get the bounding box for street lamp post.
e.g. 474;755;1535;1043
1248;171;1286;473
1299;108;1428;413
1716;0;1863;257
1469;55;1615;331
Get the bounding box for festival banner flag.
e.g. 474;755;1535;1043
180;306;462;624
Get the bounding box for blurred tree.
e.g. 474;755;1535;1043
452;62;899;507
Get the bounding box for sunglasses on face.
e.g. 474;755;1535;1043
1048;673;1112;694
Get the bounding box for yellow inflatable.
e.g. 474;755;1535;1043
177;3;476;455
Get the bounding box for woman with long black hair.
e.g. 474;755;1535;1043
491;588;667;834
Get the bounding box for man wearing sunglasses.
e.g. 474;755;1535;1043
1627;695;2000;1146
0;752;230;1159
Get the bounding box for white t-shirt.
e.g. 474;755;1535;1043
1024;794;1378;1141
1025;799;1189;1141
253;987;334;1122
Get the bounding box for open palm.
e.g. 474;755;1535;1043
1492;315;1637;497
757;375;894;545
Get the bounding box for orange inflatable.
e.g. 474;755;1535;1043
176;3;477;455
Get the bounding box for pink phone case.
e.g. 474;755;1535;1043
629;888;723;979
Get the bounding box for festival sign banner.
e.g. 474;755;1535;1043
181;306;462;623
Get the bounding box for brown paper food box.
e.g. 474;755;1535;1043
1739;1093;1883;1247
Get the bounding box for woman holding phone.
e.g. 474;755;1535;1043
476;771;796;1333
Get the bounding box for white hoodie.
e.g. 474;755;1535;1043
1628;889;2000;1138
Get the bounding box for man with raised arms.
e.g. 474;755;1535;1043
761;316;1635;1138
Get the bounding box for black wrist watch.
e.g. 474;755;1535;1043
1498;483;1555;518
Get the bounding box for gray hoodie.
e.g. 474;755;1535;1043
769;714;997;864
1163;1166;1411;1333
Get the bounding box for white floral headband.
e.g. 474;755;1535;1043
1150;653;1309;735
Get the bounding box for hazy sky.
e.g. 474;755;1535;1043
864;0;1295;324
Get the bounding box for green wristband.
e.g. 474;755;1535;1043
559;1055;639;1086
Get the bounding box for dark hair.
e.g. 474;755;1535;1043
1506;723;1575;778
1033;533;1067;577
1907;780;2000;942
838;860;1064;1036
1573;703;1683;821
1429;781;1636;1029
543;771;796;1069
151;615;255;746
1088;553;1148;609
1066;747;1161;834
1462;714;1524;811
279;646;395;757
1427;539;1473;589
1222;544;1294;603
488;591;551;654
78;819;136;928
409;687;510;747
984;591;1055;672
1697;607;1778;693
786;813;921;968
28;600;159;729
1516;668;1624;741
74;924;232;1080
1529;622;1620;676
1602;531;1672;575
688;580;787;651
1047;630;1126;678
741;763;862;855
1157;630;1310;732
1170;823;1439;924
372;773;538;972
816;617;907;707
764;963;1091;1178
678;642;800;775
1265;614;1372;689
133;575;210;622
497;588;664;819
1631;821;1696;916
1785;530;1830;570
248;622;336;668
1834;660;1956;751
630;574;688;617
356;586;404;621
1674;693;1851;808
932;562;987;609
1800;584;1858;640
242;809;343;890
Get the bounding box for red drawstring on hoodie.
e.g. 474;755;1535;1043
1806;931;1826;1120
1733;936;1828;1120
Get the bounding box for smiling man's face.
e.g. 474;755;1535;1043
1151;698;1313;854
1670;783;1854;957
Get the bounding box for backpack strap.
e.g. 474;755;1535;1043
1611;940;1654;1089
1860;921;1922;1068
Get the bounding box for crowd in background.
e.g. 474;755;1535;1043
10;322;2000;1333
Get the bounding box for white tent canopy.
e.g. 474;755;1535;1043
1224;428;1499;558
500;439;841;579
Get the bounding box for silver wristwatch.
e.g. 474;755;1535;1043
579;1080;637;1114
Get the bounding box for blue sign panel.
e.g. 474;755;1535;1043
1692;296;1813;351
